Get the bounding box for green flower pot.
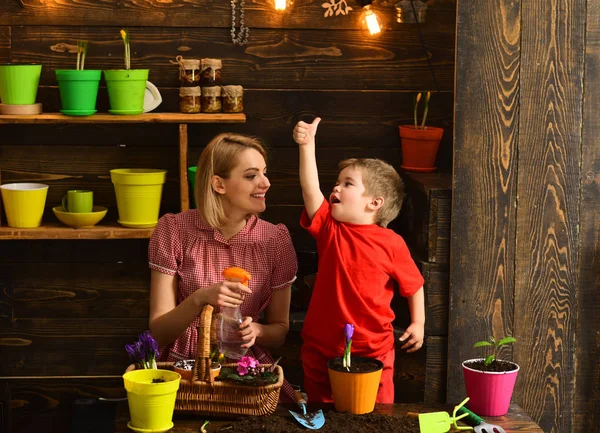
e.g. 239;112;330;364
56;69;102;116
103;69;149;115
0;63;42;105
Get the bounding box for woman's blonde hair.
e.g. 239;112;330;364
338;158;404;227
195;133;267;228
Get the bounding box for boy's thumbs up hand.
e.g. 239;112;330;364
293;117;321;146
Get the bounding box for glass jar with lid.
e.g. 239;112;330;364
172;56;201;87
200;58;222;87
201;86;222;113
179;87;201;113
222;85;244;113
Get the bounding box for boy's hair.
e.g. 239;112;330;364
195;133;267;228
338;158;404;227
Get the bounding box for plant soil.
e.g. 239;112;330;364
328;357;381;373
464;359;518;372
213;410;419;432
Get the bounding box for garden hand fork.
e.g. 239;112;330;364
456;406;506;433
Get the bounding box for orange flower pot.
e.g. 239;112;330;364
327;357;383;414
399;125;444;172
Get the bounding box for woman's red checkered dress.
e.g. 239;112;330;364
149;210;298;402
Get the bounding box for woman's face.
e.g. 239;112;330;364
218;148;270;216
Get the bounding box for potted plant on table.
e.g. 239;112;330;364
462;335;519;416
327;324;383;415
123;331;181;432
55;40;102;116
103;29;149;115
217;355;280;386
399;91;444;172
173;346;224;382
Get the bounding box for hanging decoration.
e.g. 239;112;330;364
231;0;250;46
322;0;353;17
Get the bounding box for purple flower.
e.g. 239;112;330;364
125;331;160;369
125;341;143;362
345;324;354;343
139;330;160;359
237;365;249;376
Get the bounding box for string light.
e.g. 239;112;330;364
275;0;287;10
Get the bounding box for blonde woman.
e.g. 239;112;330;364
148;133;298;401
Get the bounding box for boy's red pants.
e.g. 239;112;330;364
301;344;395;403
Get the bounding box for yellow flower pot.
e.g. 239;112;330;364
0;183;48;228
327;356;383;415
123;369;181;433
110;169;167;228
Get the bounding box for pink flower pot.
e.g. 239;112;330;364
462;358;519;416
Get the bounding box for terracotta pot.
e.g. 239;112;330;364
398;125;444;172
327;356;383;414
462;358;520;416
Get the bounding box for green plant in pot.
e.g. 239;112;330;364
462;335;519;417
123;331;181;432
55;41;102;116
104;29;149;115
399;91;444;172
327;324;383;415
0;63;42;106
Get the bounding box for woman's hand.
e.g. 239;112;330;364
198;280;252;308
239;316;259;348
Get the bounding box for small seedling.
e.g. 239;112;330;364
473;335;517;366
413;91;432;130
76;41;89;70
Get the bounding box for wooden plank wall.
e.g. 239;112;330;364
0;1;456;431
450;1;599;433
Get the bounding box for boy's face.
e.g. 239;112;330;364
329;167;376;224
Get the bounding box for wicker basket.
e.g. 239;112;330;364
127;304;283;417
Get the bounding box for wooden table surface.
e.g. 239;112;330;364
115;402;544;432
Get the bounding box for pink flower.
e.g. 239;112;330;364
239;356;258;369
237;365;249;376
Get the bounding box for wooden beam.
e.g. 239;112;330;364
575;0;600;430
448;0;520;404
178;124;189;212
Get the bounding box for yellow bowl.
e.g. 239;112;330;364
53;205;107;228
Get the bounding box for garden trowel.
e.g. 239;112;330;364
417;397;473;433
289;388;325;430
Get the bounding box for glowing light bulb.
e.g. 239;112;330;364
275;0;287;10
363;5;382;36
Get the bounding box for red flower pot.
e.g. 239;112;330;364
398;125;444;172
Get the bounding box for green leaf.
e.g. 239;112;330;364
473;341;493;348
497;336;517;346
489;335;496;344
484;355;495;366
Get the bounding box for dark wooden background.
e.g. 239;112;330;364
449;1;600;433
0;1;456;431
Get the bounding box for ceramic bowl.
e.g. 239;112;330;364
53;205;107;228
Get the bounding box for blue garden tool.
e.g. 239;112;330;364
289;388;325;430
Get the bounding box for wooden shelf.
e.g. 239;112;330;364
0;112;246;124
0;112;246;239
0;222;154;240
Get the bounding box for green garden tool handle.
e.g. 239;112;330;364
456;407;485;426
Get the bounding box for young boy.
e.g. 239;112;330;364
293;117;425;403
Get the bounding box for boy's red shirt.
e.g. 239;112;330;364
300;199;424;359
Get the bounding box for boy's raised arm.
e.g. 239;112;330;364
293;117;325;220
